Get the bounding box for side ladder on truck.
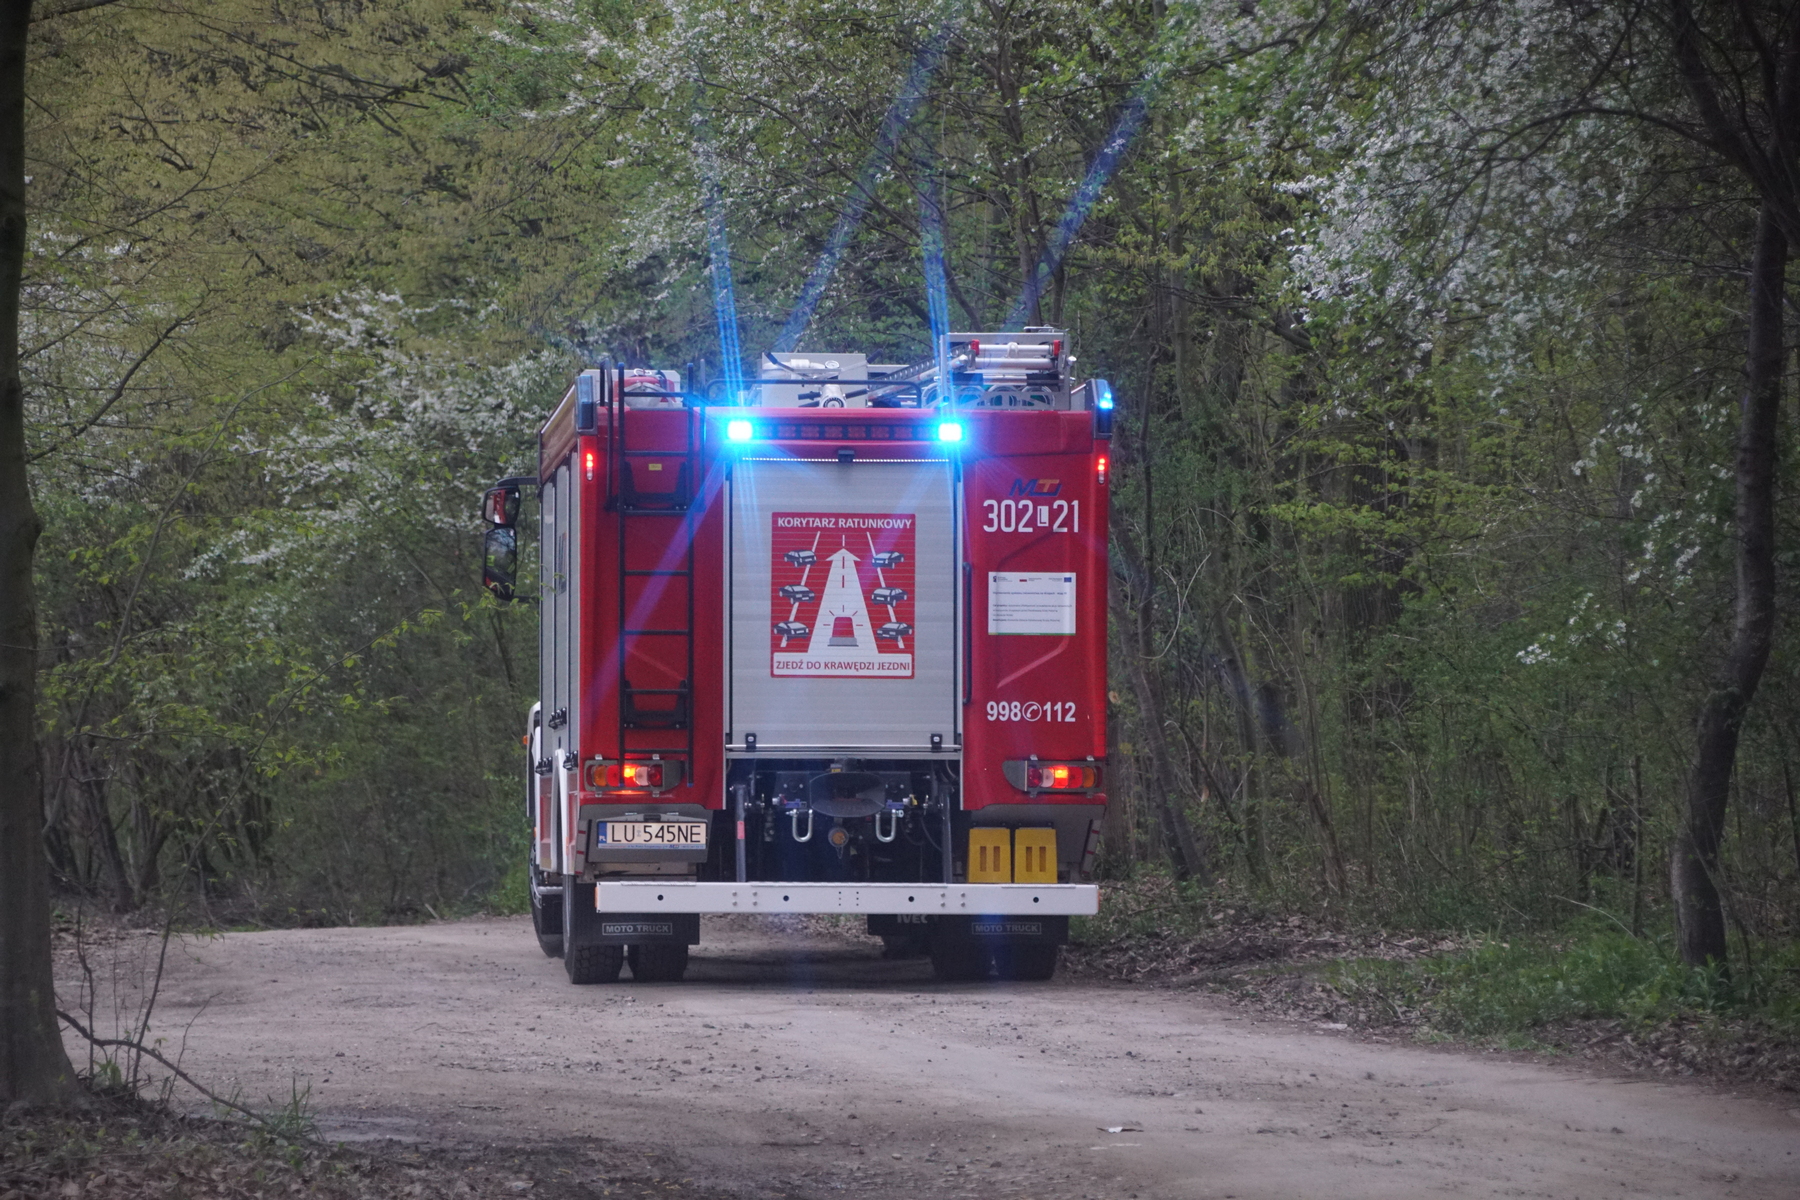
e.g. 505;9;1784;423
610;367;702;766
557;370;706;985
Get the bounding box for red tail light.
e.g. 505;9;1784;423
584;449;596;481
1096;454;1109;484
583;759;682;791
1004;760;1101;791
1026;764;1098;789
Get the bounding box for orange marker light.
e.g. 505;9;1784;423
584;449;596;481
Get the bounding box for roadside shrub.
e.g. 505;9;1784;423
1329;926;1800;1038
487;856;530;915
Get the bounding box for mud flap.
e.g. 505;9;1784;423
593;913;699;946
932;915;1067;982
932;915;1068;946
873;914;1069;946
565;883;696;947
866;913;933;939
868;912;932;958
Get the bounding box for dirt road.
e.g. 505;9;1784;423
63;916;1799;1199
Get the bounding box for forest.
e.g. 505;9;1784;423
11;0;1798;982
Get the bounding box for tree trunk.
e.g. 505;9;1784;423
1671;200;1785;967
1209;613;1267;883
0;0;76;1105
1256;678;1348;895
76;755;135;912
986;3;1045;322
1113;562;1208;886
1113;392;1209;886
1136;636;1208;885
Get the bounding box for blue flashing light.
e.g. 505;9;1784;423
936;421;964;444
726;419;755;442
1092;378;1116;438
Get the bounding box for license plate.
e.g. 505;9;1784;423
596;821;708;847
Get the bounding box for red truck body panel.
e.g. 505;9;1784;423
961;410;1109;811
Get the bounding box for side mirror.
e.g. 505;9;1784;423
483;483;521;527
483;526;519;602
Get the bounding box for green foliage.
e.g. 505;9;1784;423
1331;925;1800;1041
251;1075;319;1149
21;0;1800;959
487;855;532;916
25;3;569;921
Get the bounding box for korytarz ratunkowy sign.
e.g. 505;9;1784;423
770;511;916;678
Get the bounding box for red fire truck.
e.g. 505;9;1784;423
480;331;1114;983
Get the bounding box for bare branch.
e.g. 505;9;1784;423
55;1008;300;1134
26;309;196;464
29;0;126;22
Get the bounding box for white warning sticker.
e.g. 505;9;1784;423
770;511;916;677
987;573;1076;636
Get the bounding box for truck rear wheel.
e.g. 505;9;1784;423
880;932;929;960
530;865;563;958
929;940;990;982
566;942;625;984
628;943;689;982
993;942;1059;982
561;876;623;984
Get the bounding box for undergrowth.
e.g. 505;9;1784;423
1329;924;1800;1039
1068;872;1800;1087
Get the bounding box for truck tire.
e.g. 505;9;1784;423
929;939;990;982
880;932;929;960
627;943;690;983
530;865;563;958
566;942;625;984
561;876;623;984
994;942;1059;982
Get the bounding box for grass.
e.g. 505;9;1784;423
1067;871;1800;1086
1327;921;1800;1042
1;1097;332;1200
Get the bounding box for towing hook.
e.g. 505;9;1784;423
873;807;900;843
790;806;815;843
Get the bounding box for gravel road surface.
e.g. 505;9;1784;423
63;916;1800;1199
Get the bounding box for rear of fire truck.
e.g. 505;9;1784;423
480;332;1114;983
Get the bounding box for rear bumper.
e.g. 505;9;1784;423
594;881;1098;916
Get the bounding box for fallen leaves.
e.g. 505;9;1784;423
1;1100;730;1200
